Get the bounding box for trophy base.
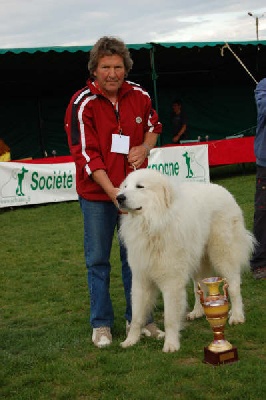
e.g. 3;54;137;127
203;346;239;366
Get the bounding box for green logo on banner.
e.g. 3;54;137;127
182;151;194;178
15;166;29;196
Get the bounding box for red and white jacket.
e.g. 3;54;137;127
65;79;162;201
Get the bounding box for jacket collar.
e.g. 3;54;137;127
86;78;133;99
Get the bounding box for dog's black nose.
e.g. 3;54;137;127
116;193;126;205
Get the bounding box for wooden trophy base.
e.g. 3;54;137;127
203;346;239;366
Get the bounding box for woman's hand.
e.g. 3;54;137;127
128;145;148;169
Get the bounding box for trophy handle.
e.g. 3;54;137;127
222;279;229;300
197;282;205;304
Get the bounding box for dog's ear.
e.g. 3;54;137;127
163;181;175;208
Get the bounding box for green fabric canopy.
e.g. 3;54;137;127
0;40;262;54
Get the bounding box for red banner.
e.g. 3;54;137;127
14;137;255;167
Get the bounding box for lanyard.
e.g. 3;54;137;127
113;100;122;134
95;81;122;134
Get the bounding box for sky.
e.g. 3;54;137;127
0;0;265;49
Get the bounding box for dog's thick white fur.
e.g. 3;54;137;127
117;168;255;353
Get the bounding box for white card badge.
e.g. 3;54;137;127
111;134;130;154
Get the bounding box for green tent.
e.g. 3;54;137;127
0;41;265;159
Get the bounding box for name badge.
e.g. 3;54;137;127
111;134;130;154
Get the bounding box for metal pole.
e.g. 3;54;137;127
248;12;264;41
150;45;159;113
149;44;161;146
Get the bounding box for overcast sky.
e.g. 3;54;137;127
0;0;265;48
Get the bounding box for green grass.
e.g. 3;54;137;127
1;168;265;400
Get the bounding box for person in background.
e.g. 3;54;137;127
65;36;164;348
171;99;188;144
0;138;11;161
250;78;266;280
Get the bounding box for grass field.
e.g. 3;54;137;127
1;167;265;400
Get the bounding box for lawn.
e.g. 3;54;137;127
1;167;265;400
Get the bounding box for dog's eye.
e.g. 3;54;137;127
136;184;144;189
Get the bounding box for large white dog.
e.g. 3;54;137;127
116;168;255;353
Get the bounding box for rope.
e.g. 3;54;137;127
221;43;258;85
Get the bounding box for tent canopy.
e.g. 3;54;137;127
0;40;261;54
0;41;265;159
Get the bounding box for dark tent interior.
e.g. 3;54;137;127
0;41;265;159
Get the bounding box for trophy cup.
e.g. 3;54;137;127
197;277;238;365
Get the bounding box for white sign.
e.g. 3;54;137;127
148;145;209;183
0;145;209;208
0;162;78;208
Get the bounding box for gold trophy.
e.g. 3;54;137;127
197;277;238;365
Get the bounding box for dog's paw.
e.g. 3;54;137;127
162;340;180;353
186;309;204;321
120;337;139;348
228;314;245;325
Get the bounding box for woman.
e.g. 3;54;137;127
65;36;163;347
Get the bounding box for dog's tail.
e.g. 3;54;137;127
235;221;256;272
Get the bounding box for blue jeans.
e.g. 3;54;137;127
250;165;266;270
79;197;132;328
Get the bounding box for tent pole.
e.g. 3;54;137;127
150;44;161;146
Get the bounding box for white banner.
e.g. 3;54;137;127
148;144;209;183
0;145;209;208
0;162;78;208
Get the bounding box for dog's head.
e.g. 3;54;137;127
117;169;175;215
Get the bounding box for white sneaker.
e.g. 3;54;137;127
92;327;112;348
126;321;165;339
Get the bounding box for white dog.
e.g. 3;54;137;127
117;168;255;353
